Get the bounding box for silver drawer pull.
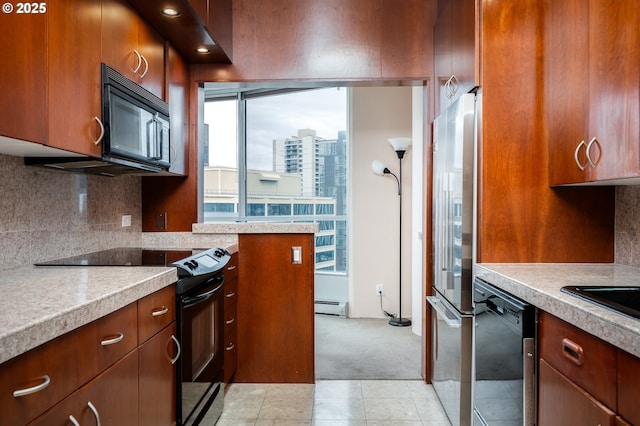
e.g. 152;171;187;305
13;375;51;397
227;265;237;271
88;401;101;426
152;306;169;317
226;317;235;325
100;332;124;346
226;291;236;298
69;415;80;426
226;343;235;351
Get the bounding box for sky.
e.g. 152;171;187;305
204;88;347;170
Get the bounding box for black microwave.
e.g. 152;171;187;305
101;63;170;171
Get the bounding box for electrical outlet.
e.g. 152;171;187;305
376;284;384;296
121;214;132;227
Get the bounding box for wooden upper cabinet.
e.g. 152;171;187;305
547;0;640;185
0;9;46;144
102;0;164;99
165;43;189;176
47;0;103;157
434;0;476;114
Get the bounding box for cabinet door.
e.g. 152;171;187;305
166;42;189;176
538;359;616;426
29;351;139;426
547;0;640;184
139;323;178;426
47;0;102;156
0;7;46;143
102;0;142;83
585;0;640;182
137;18;165;98
617;350;640;426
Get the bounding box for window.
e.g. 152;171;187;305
203;87;348;273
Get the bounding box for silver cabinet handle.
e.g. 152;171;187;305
225;317;235;325
100;332;124;346
448;75;458;98
226;291;236;298
586;136;601;168
227;265;237;271
132;49;142;74
169;335;181;365
151;306;169;317
69;415;80;426
93;116;104;145
139;54;149;78
574;140;587;171
13;375;50;397
88;401;101;426
226;343;235;351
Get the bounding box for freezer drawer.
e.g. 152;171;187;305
428;293;473;426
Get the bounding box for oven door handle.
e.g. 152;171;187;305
182;280;224;307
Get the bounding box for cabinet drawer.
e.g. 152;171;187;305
617;349;640;425
224;318;238;382
138;284;176;343
539;311;616;409
538;358;616;426
225;252;238;280
0;331;81;426
77;302;138;384
224;277;238;308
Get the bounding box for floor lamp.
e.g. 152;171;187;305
371;137;412;327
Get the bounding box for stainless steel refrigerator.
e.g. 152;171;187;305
428;91;478;426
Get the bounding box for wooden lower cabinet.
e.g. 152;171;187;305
538;311;640;425
0;285;177;426
139;323;178;426
29;350;139;425
538;359;616;426
236;234;314;383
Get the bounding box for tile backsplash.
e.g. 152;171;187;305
0;154;142;269
615;186;640;267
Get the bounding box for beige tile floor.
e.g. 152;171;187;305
217;380;452;425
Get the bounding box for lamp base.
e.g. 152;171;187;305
388;317;412;327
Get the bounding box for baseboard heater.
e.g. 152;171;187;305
314;300;348;318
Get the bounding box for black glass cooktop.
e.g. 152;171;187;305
35;247;204;267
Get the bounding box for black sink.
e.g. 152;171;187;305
561;286;640;319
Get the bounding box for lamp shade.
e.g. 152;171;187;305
371;160;387;176
388;137;412;152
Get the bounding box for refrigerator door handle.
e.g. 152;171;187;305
427;296;461;328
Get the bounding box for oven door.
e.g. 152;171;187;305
177;274;224;426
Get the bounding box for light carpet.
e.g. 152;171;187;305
314;314;423;380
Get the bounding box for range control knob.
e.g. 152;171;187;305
214;249;224;257
185;260;198;270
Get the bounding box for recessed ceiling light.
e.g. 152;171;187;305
196;47;211;54
162;7;181;17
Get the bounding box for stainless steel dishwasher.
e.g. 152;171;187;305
473;278;535;426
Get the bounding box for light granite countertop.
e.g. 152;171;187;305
476;263;640;358
0;265;178;364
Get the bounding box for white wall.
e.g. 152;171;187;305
349;86;414;319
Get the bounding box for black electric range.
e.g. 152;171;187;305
34;247;205;267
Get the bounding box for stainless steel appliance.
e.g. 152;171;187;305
430;92;478;426
25;64;171;176
473;278;535;426
173;248;230;426
101;63;170;171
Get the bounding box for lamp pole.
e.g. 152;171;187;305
388;149;411;327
